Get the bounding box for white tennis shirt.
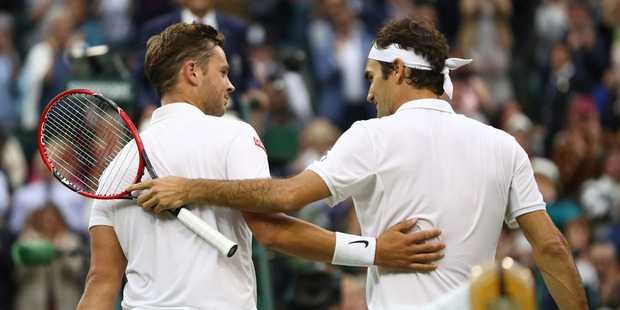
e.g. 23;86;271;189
307;99;545;309
90;103;270;310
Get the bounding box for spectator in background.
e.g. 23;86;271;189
276;48;314;129
564;218;595;266
291;118;342;175
133;0;175;29
538;42;594;146
20;0;66;49
565;1;610;92
383;0;416;21
456;0;514;118
580;144;620;241
0;125;27;191
133;0;259;125
93;0;134;55
289;118;352;235
533;0;568;71
0;131;9;218
592;69;620;135
256;49;315;177
0;12;19;130
260;77;301;177
246;23;277;91
501;101;550;157
307;0;376;132
9;154;89;237
590;242;620;308
339;273;367;310
382;0;441;24
67;0;104;48
0;129;10;310
13;203;85;310
551;95;603;199
605;0;620;71
16;6;78;158
531;157;581;231
246;26;313;136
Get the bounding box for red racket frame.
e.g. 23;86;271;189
38;89;146;199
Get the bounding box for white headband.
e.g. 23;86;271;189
367;43;472;99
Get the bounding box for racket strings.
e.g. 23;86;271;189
76;95;142;195
41;93;140;195
44;102;115;190
44;110;109;173
45;96;127;176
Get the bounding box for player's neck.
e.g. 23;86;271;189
393;87;439;111
161;90;195;107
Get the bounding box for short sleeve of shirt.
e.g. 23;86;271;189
307;122;376;206
226;123;271;180
505;144;546;228
89;199;114;228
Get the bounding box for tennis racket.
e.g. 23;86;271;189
37;89;238;257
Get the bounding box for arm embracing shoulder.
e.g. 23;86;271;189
245;209;445;270
244;211;335;262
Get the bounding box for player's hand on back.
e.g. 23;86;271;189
374;219;445;271
127;176;190;212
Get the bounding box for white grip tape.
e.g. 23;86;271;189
332;232;376;267
176;208;238;257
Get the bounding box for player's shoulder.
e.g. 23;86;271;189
208;114;258;136
478;120;517;142
464;117;521;151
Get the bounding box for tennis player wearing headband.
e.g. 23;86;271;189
130;18;586;309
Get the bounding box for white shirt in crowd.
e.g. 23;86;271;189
11;179;89;234
308;99;545;309
90;103;270;309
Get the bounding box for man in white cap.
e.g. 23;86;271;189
129;18;586;309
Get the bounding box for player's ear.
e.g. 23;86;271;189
393;58;406;84
184;60;200;86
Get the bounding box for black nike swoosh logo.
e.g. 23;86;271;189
349;240;369;248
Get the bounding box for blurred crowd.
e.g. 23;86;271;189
0;0;619;309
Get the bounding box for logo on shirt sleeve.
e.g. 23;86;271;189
254;137;268;156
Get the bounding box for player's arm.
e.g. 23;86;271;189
130;170;447;270
516;210;587;309
244;212;445;271
129;169;331;213
77;226;127;310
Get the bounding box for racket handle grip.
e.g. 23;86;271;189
176;208;238;257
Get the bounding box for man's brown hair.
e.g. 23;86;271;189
145;23;225;97
373;18;448;96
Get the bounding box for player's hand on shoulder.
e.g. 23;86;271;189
127;176;190;212
375;219;445;271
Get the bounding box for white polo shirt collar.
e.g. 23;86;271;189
150;103;205;126
396;98;455;114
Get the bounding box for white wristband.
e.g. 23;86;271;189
331;232;376;267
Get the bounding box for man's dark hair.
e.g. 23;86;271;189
145;23;225;97
373;18;448;96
